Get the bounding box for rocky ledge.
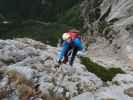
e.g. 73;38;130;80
0;38;102;100
0;38;133;100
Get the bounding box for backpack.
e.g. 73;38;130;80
67;32;80;40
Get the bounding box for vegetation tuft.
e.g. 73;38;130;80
81;57;124;82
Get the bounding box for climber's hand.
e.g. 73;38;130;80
57;56;64;64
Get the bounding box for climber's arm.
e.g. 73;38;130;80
58;41;70;61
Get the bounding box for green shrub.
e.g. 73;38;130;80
81;57;124;82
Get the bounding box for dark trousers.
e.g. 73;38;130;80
64;46;78;66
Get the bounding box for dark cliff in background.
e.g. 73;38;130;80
0;0;80;21
0;0;83;46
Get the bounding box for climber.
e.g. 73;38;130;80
57;29;84;66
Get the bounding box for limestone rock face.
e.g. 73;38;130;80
0;38;133;99
95;84;133;100
0;38;102;99
113;74;133;85
70;92;95;100
81;0;133;70
78;1;133;99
